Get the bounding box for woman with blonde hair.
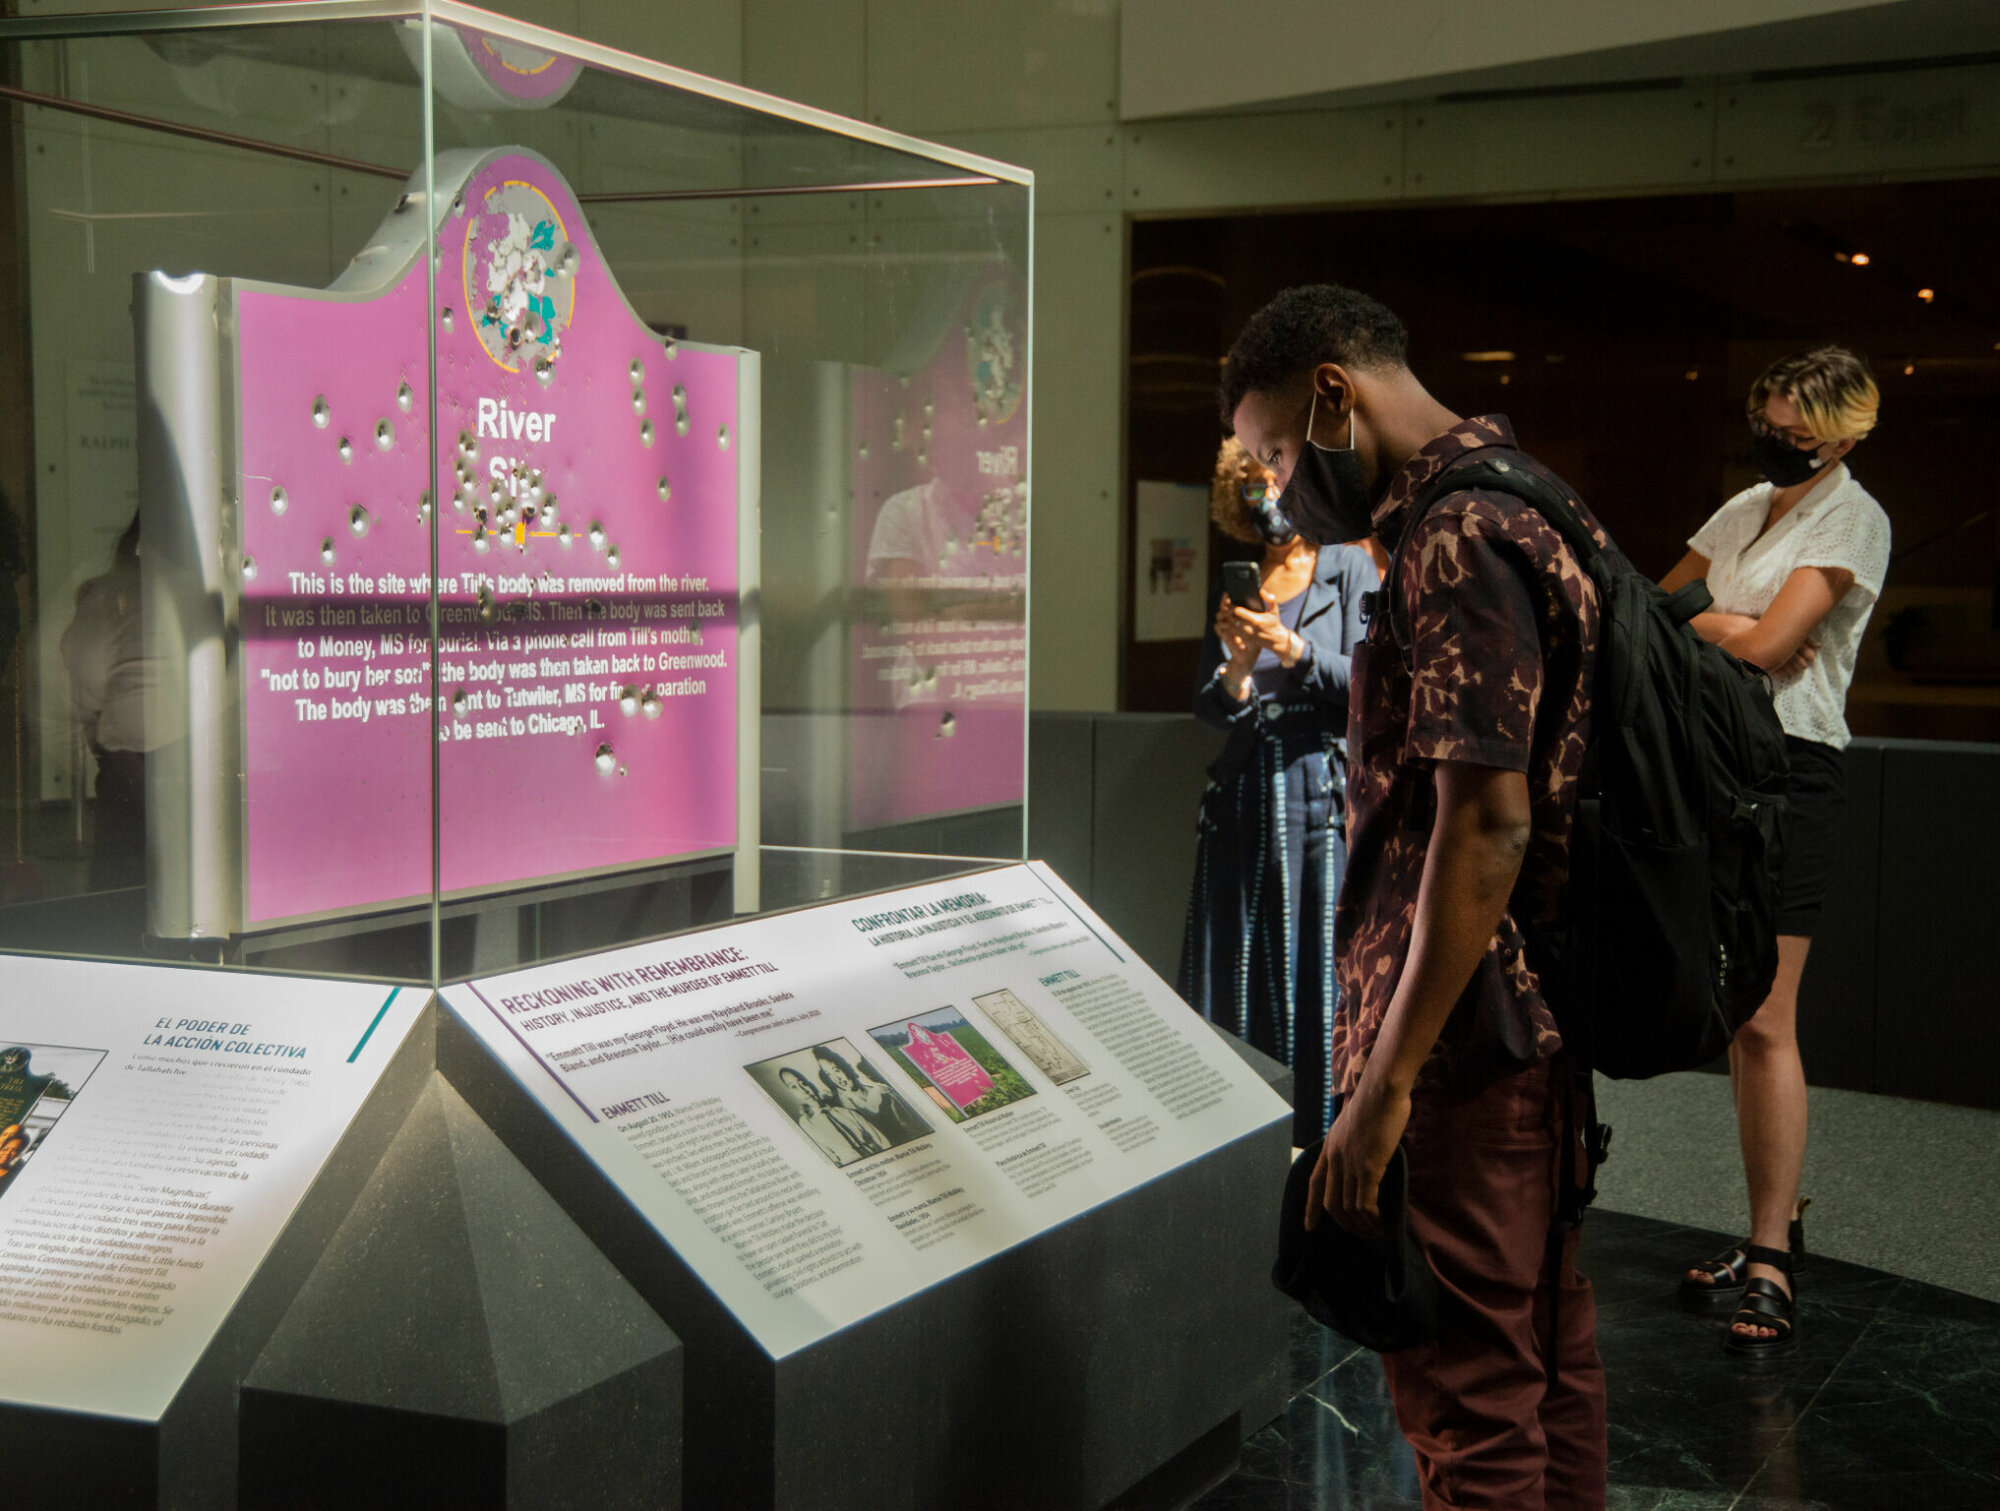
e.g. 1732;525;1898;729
1662;346;1891;1358
1178;437;1378;1148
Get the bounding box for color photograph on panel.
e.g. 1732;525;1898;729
868;1006;1036;1123
743;1038;931;1169
0;1043;108;1206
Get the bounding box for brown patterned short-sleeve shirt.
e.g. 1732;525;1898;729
1330;415;1614;1102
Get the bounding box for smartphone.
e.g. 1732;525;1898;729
1222;560;1263;610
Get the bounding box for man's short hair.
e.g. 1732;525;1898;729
1220;284;1409;425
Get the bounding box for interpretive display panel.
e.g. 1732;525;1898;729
848;277;1028;831
139;145;755;938
0;957;424;1421
443;861;1288;1358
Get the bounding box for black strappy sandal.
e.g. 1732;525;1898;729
1680;1242;1752;1312
1677;1199;1810;1313
1723;1245;1798;1359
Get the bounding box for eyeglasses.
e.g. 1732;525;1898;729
1747;412;1821;451
1238;482;1279;503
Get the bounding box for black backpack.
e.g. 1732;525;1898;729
1388;455;1792;1078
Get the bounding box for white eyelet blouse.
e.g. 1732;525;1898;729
1688;462;1891;750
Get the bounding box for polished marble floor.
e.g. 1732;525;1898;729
1193;1210;2000;1510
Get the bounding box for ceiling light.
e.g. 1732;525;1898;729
1903;363;1915;376
1461;350;1516;363
1834;252;1850;263
1499;374;1512;386
1849;252;1871;266
1685;370;1699;382
1917;288;1935;302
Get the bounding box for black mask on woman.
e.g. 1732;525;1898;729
1280;390;1378;545
1248;492;1296;546
1750;428;1827;489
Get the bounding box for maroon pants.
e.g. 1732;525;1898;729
1379;1061;1608;1510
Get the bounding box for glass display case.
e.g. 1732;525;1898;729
0;1;1031;985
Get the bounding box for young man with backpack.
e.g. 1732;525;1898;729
1224;284;1614;1509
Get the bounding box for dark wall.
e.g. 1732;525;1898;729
1029;711;1223;981
1871;740;2000;1107
1034;715;2000;1113
1126;182;2000;738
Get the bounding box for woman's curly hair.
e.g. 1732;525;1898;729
1210;437;1276;545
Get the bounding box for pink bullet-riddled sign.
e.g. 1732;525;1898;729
236;149;740;927
901;1021;995;1111
458;28;582;105
848;277;1027;831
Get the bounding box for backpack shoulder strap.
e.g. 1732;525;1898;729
1441;458;1610;580
1382;451;1613;659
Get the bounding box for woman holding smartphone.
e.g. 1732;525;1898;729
1664;347;1891;1358
1178;438;1379;1148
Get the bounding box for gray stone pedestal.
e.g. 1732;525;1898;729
237;1074;682;1510
441;1007;1293;1511
0;999;433;1510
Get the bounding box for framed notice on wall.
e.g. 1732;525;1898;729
444;861;1288;1358
1132;481;1209;642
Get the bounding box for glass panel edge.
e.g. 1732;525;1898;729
0;1;420;43
428;0;1035;187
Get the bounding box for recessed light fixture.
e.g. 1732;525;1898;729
1917;288;1936;302
1834;252;1851;263
1903;363;1916;376
1499;374;1512;386
1461;350;1516;363
1849;252;1872;266
1685;370;1699;382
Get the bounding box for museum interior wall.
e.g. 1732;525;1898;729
1125;180;2000;737
1118;0;1999;119
12;0;1996;718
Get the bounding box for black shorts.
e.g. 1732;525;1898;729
1774;736;1847;938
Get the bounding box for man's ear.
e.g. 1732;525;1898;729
1311;362;1356;412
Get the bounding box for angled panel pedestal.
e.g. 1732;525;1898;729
239;1074;682;1511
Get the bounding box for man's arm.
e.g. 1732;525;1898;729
1306;759;1532;1235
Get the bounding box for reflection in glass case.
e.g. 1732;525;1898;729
0;3;1031;986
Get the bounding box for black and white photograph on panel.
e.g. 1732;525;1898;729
971;987;1091;1086
744;1037;932;1169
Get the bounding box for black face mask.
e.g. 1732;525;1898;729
1750;428;1827;489
1280;390;1377;545
1247;491;1296;546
